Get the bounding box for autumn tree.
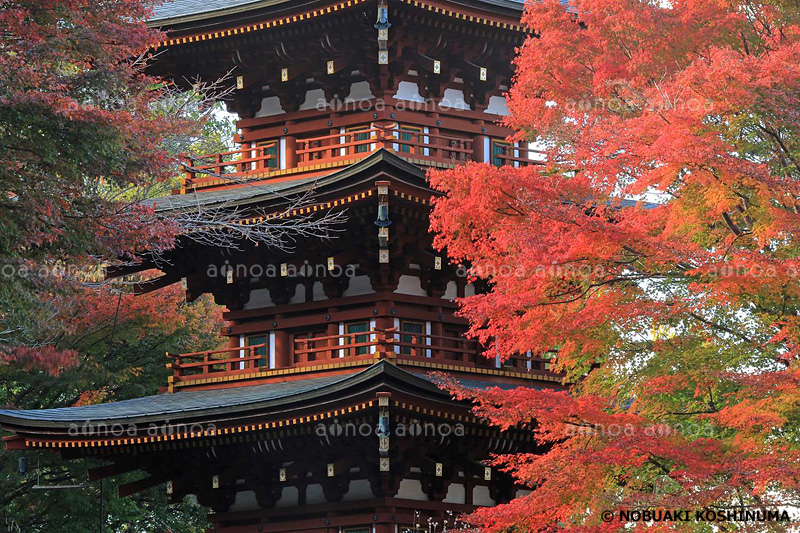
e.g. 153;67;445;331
430;0;800;530
0;1;229;530
0;283;223;532
0;0;189;368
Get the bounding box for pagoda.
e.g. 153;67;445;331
0;0;561;531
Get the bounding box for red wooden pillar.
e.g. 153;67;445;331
227;333;238;348
375;301;393;331
227;333;240;372
431;306;444;360
238;144;247;174
375;524;392;533
284;136;297;169
225;335;238;371
472;119;485;163
327;307;340;360
329;113;340;159
274;328;291;369
429;112;440;160
284;120;297;169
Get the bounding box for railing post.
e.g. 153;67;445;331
166;352;177;385
180;154;195;189
375;125;388;151
374;301;394;358
376;328;395;359
238;145;247;174
411;334;420;358
254;345;263;370
255;146;264;171
167;355;176;392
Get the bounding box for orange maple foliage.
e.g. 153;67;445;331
431;0;800;529
1;273;223;378
0;0;221;380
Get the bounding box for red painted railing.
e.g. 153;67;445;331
294;330;382;363
178;122;546;192
389;130;473;164
493;145;545;166
295;125;474;167
296;128;383;165
166;329;554;386
387;330;551;371
181;146;275;188
166;343;267;379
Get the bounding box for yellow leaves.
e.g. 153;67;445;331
73;388;110;406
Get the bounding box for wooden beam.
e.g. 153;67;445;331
88;460;142;482
402;49;445;76
133;274;179;295
451;58;486;81
118;474;168;497
104;263;149;280
2;435;27;450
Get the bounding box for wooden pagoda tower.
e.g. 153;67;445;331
0;0;561;531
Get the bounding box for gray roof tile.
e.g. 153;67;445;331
149;0;526;23
151;0;271;22
0;373;346;424
148;174;322;212
0;361;546;430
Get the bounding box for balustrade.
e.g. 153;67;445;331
167;328;554;387
181;145;276;188
179;117;544;191
166;343;268;380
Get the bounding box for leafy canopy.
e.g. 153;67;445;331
0;1;230;531
430;0;800;530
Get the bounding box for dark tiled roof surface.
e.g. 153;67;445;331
149;174;321;212
149;0;527;23
0;361;543;428
151;0;270;22
0;373;347;423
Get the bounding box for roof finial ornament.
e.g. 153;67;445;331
375;0;391;64
375;0;390;29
